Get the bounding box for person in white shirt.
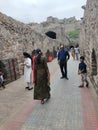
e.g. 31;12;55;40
74;46;80;60
22;52;33;90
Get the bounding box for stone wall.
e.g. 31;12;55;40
30;16;81;47
0;13;58;69
0;13;81;60
80;0;98;93
0;12;81;76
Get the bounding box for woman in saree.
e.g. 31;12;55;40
33;49;51;104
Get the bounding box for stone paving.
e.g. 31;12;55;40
21;57;84;130
0;59;59;130
1;56;98;130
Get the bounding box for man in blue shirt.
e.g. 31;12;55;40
58;45;70;79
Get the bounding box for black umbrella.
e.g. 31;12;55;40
45;31;56;39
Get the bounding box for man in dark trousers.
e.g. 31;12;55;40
58;45;70;79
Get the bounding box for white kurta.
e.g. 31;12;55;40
24;58;32;83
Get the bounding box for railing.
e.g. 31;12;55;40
0;58;20;84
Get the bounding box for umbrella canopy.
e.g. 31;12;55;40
45;31;56;39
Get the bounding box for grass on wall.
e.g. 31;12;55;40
68;30;79;39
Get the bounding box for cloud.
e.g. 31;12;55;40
0;0;86;23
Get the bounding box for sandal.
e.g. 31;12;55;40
41;99;44;104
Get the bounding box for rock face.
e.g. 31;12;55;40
30;16;81;48
0;12;34;60
80;0;98;93
0;12;81;60
0;12;81;77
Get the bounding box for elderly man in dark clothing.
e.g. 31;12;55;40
58;45;70;79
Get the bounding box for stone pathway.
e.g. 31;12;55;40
21;57;84;130
0;57;98;130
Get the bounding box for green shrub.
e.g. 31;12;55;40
68;30;79;39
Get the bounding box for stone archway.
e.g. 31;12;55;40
91;48;97;76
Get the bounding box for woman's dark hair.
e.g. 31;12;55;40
32;49;36;57
36;49;42;64
23;52;32;59
36;54;41;64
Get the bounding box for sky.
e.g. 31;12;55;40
0;0;87;23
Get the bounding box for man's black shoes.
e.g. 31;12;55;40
60;76;69;80
65;77;69;80
60;76;65;79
